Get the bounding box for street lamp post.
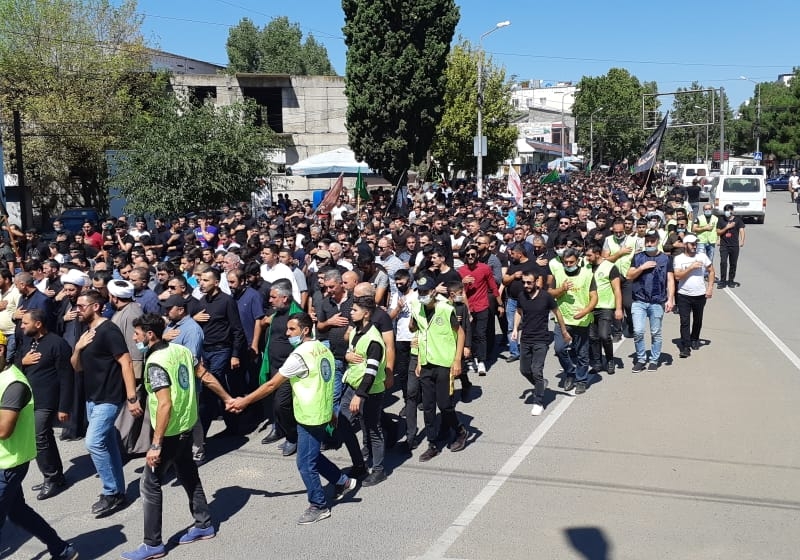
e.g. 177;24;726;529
476;20;510;199
695;104;709;163
590;107;603;172
740;76;762;155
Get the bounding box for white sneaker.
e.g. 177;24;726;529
531;404;544;416
477;361;487;375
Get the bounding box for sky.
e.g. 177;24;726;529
132;0;797;114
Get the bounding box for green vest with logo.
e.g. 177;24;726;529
292;340;335;426
410;300;458;367
552;265;595;327
0;366;36;469
592;259;617;310
605;235;637;276
695;214;718;244
144;343;198;437
344;326;386;394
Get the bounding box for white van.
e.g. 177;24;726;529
709;174;766;223
677;163;709;187
731;165;767;177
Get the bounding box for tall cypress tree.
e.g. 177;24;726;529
342;0;459;184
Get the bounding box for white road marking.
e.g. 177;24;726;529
412;340;625;560
724;289;800;370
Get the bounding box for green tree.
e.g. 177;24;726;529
342;0;459;184
225;16;336;75
432;40;516;176
574;68;658;166
111;97;280;216
0;0;154;215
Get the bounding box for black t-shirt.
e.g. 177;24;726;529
371;307;393;334
432;268;461;287
268;307;295;375
517;289;557;344
506;259;540;299
717;215;745;247
0;379;32;410
79;320;129;404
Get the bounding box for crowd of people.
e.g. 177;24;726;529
0;168;738;559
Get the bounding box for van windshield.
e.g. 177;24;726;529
722;178;760;192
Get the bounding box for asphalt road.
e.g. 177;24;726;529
6;192;800;560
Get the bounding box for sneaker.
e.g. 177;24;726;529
563;376;575;392
631;362;646;374
691;340;701;351
505;354;520;363
606;362;616;375
679;347;690;358
477;362;487;376
362;470;387;487
297;506;331;525
647;362;659;372
120;543;166;560
177;525;216;545
53;543;79;560
419;445;440;462
728;281;740;288
716;282;727;289
91;493;125;517
334;476;358;499
574;381;587;395
531;403;544;416
449;426;468;452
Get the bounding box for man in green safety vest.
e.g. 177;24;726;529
0;331;79;560
585;244;623;375
602;218;638;338
691;203;718;279
122;313;234;560
226;312;357;525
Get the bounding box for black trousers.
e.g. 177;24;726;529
34;409;64;483
589;308;615;366
140;431;211;547
274;381;297;445
519;341;549;406
470;308;489;362
718;244;740;283
419;364;460;445
404;354;420;443
676;293;707;348
394;341;412;400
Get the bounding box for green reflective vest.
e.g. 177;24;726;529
0;366;36;469
605;235;637;276
695;214;718;244
552;265;595;327
344;325;386;394
292;340;335;426
410;300;458;367
592;259;617;310
144;343;198;438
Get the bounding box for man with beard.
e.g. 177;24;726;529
502;243;539;363
672;235;714;358
18;308;74;499
71;290;142;517
458;246;501;376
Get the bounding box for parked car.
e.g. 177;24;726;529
766;174;790;191
54;207;102;233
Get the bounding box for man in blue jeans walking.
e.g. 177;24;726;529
626;231;675;372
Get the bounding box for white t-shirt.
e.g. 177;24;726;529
388;289;418;342
673;252;711;296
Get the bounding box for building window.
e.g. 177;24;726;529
241;87;284;133
188;86;216;106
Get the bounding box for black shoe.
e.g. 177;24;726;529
612;333;623;343
261;427;285;445
606;362;616;375
505;355;520;363
419;445;440;462
362;470;387;487
647;362;659;372
716;282;727;289
679;347;691;358
449;426;468;452
728;281;740;288
631;362;646;373
91;493;125;517
37;479;67;500
348;464;369;480
574;381;587;395
563;376;575;392
460;381;473;403
691;340;701;351
395;441;413;456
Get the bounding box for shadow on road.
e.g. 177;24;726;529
23;523;127;560
565;526;611;560
209;485;306;525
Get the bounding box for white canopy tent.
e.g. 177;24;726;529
288;147;378;176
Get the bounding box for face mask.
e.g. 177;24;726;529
288;335;303;348
677;228;685;233
555;248;565;257
648;221;658;229
645;246;658;254
453;295;464;303
614;234;626;242
724;211;731;218
396;284;409;293
704;211;712;217
135;341;148;353
418;295;432;306
564;265;578;273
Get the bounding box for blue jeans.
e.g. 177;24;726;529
631;301;665;364
506;298;519;358
85;401;125;495
697;243;715;278
553;324;591;382
297;424;344;509
0;462;68;556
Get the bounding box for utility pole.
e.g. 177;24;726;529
12;110;31;230
719;88;725;174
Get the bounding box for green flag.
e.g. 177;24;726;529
355;168;370;201
540;168;559;184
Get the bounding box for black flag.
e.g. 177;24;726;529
632;112;669;187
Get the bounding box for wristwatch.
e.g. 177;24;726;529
127;396;138;404
150;444;161;451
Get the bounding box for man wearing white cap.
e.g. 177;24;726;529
672;234;714;358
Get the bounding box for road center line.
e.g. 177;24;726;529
412;340;625;560
724;289;800;371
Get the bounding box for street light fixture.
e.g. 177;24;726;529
740;76;762;156
589;107;603;172
476;20;510;199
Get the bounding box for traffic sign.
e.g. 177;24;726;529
753;151;763;161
